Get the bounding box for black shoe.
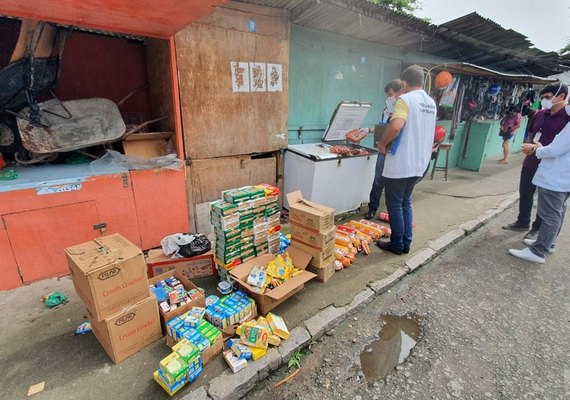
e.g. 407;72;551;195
502;222;530;231
376;240;403;255
403;247;410;254
365;210;376;220
524;229;538;240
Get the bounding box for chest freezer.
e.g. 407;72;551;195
284;101;377;214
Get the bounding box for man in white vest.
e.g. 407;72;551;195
376;65;436;255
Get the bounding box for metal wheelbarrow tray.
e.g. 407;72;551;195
16;98;126;154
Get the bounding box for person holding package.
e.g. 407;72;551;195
376;66;436;255
365;79;403;220
509;116;570;264
497;105;522;164
503;84;570;240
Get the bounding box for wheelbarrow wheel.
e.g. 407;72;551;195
0;115;22;154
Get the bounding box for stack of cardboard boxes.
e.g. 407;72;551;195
287;191;336;283
65;234;162;363
211;184;281;281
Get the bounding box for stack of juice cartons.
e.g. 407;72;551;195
211;184;281;281
287;191;336;283
65;234;162;363
153;338;202;396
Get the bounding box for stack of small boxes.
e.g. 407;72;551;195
154;338;202;396
204;291;256;330
151;276;203;314
211;184;281;281
166;308;222;353
288;192;336;283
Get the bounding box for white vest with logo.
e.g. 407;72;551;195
383;89;436;179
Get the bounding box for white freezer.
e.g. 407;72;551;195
284;143;377;214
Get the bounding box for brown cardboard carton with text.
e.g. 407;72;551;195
66;234;150;322
89;294;162;363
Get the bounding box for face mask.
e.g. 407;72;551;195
541;98;553;110
541;86;563;110
385;96;397;113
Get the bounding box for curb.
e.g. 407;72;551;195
183;192;519;400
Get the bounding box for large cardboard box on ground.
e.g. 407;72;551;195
286;191;334;232
146;249;216;279
148;270;206;333
66;234;150;322
229;246;316;315
290;240;335;268
89;294;162;363
166;331;223;366
290;224;335;249
306;259;335;283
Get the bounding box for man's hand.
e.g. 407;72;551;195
521;139;542;155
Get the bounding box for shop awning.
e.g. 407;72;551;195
0;0;228;38
418;63;558;85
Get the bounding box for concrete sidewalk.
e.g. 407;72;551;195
0;153;525;400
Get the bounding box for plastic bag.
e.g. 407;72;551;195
90;149;181;172
43;291;68;308
161;233;212;259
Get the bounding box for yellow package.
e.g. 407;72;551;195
256;317;281;346
267;313;290;340
236;320;258;336
265;252;294;280
248;345;267;360
239;325;269;349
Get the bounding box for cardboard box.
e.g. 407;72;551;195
229;246;316;315
306;259;335;283
291;224;335;249
146;249;216;279
290;240;335;268
122;132;172;159
149;270;206;333
166;331;223;366
66;234;150;322
89;294;162;363
286;191;334;232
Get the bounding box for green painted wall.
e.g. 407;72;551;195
288;25;404;146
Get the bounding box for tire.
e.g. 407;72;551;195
0;115;22;154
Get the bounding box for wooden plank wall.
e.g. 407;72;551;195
175;1;289;160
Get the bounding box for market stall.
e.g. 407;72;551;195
0;1;227;290
421;63;556;172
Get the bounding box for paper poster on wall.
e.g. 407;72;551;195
249;62;267;92
230;62;250;92
267;63;283;92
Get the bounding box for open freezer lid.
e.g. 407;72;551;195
0;0;228;38
322;101;371;142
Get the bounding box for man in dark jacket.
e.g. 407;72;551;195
503;83;570;242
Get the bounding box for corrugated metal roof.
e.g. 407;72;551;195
235;0;567;77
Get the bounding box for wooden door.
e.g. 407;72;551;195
3;201;101;283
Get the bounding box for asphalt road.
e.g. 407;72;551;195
249;204;570;400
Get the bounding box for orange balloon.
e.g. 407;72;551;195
435;70;453;89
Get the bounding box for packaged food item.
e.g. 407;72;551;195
246;265;268;293
205;295;219;307
172;338;200;363
153;369;187;396
159;353;189;384
223;350;248;373
239;325;269;349
267;313;290;340
256;317;281;346
248;345;267;360
228;338;253;360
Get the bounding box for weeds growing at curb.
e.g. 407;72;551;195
288;349;302;370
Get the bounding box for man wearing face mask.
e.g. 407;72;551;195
502;83;570;241
365;79;403;220
509;108;570;264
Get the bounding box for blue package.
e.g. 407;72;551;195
151;286;168;303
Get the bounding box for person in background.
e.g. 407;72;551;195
503;83;570;241
376;66;436;255
497;105;522;164
509;114;570;264
365;79;403;220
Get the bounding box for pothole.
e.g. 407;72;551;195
359;313;423;384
